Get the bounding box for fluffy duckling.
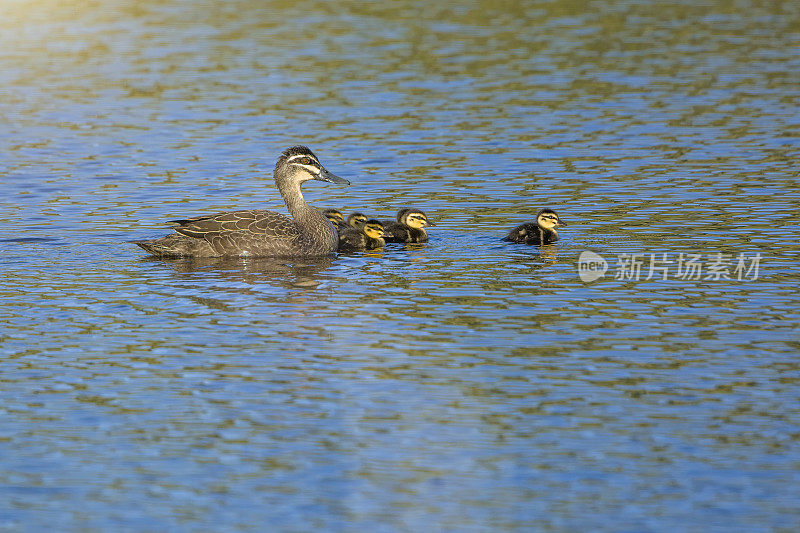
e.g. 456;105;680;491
344;212;368;230
338;219;385;252
383;208;433;243
503;208;567;245
323;208;344;227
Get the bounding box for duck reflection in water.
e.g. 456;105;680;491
142;255;335;292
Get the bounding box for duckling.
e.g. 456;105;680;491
133;146;350;257
344;212;368;230
385;208;411;224
503;208;567;245
383;208;433;243
338;219;385;252
322;208;344;228
381;207;414;227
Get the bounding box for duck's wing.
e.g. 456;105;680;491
169;209;300;255
170;209;295;240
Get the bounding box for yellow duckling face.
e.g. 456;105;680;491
363;221;385;239
536;209;566;231
347;213;368;228
323;209;343;225
404;210;430;229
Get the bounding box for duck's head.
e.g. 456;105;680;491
275;146;350;186
400;208;433;229
363;219;385;239
346;212;368;229
323;208;344;225
536;208;567;231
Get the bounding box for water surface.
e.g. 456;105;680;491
1;0;799;530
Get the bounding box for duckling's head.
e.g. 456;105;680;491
346;212;368;228
363;219;385;239
323;208;344;225
275;146;350;186
536;208;567;231
400;208;432;229
395;208;412;222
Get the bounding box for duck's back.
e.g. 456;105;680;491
135;209;337;257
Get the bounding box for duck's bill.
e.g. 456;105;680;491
557;220;567;227
316;168;350;185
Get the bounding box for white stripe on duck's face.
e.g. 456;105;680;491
286;153;323;178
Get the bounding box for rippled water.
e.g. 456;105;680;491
2;0;799;530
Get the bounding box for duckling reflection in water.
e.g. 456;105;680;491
503;208;567;245
338;219;385;252
134;146;349;257
383;208;434;243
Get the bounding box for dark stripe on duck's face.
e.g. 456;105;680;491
285;152;350;185
364;224;384;238
406;214;428;228
538;213;562;228
286;154;322;173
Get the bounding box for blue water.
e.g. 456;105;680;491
1;1;799;530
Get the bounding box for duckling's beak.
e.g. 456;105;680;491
425;220;436;227
316;168;350;185
556;219;567;227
